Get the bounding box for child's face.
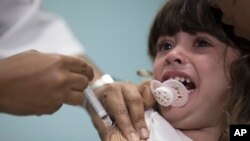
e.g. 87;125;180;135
153;32;240;129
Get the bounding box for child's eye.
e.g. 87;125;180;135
194;38;212;48
157;42;173;52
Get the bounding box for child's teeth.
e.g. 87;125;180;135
174;77;180;81
180;77;185;82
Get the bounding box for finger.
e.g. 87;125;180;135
99;85;140;141
109;126;129;141
122;82;149;139
87;102;110;141
137;80;156;109
64;55;94;81
69;73;89;91
64;90;84;105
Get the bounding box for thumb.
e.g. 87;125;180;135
137;80;156;110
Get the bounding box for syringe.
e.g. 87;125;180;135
84;86;113;127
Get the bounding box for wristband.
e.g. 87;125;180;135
82;74;114;108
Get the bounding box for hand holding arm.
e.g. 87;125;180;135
87;81;155;141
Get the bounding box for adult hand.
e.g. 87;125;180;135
209;0;250;41
0;50;94;115
87;81;155;141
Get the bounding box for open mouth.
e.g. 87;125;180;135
167;76;196;91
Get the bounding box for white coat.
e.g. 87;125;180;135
0;0;84;59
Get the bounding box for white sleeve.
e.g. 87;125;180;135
0;0;85;59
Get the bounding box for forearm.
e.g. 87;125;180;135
0;58;14;114
210;0;250;40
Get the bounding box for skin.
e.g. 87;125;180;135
89;31;240;141
88;81;153;141
0;50;94;115
210;0;250;40
154;32;239;141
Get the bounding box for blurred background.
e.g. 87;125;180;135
0;0;165;140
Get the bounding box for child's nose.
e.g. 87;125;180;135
164;46;186;66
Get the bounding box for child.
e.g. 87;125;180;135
89;0;250;140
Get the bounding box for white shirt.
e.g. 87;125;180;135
145;109;193;141
0;0;84;59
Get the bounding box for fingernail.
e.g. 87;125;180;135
128;132;140;141
140;128;149;139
